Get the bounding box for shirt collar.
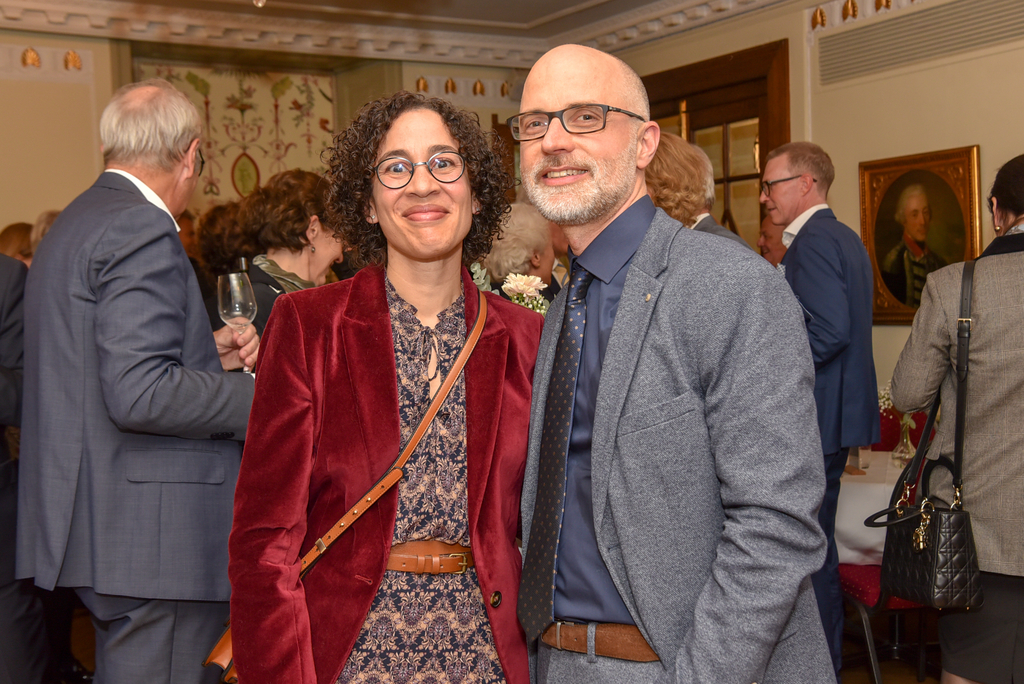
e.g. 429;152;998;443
104;169;179;231
569;196;655;284
691;212;711;229
781;203;829;247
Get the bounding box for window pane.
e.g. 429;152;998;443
695;126;724;179
729;178;761;249
728;118;759;176
712;182;725;224
656;114;682;138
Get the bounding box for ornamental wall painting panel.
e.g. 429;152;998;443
135;63;335;217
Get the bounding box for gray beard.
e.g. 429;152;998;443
523;146;637;227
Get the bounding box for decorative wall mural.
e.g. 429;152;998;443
136;62;335;216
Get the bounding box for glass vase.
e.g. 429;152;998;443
891;419;914;467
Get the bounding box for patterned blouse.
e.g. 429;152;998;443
338;280;505;684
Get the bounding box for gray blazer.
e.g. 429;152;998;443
521;209;833;682
693;214;751;249
16;173;254;601
891;248;1024;577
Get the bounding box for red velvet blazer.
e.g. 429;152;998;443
228;266;541;684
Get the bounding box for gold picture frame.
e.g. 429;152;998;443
859;145;981;325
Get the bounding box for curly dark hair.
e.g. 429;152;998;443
239;169;327;253
198;201;258;276
324;91;513;268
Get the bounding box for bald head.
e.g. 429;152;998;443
523;44;649;119
518;44;660;251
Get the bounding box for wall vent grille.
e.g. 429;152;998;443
819;0;1024;85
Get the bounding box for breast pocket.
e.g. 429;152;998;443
125;449;225;484
617;395;697;437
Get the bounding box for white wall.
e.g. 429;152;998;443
0;29;114;229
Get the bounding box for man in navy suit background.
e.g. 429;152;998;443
761;142;880;678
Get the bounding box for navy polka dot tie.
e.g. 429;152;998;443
518;263;594;640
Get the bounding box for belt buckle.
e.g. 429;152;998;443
445;552;469;574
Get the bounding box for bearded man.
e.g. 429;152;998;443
513;44;834;684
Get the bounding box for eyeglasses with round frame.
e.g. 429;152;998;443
505;104;647;142
374;151;466;190
196;147;205;177
760;174;815;197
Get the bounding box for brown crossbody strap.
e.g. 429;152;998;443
298;288;487;577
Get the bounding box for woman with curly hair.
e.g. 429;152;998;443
228;91;542;684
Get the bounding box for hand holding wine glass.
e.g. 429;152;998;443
218;260;257;371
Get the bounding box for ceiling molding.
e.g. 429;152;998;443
1;0;787;68
0;0;549;67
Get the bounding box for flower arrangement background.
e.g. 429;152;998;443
873;381;937;456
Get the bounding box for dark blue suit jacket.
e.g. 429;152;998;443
781;208;880;454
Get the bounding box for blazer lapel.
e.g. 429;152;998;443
462;271;509;531
340;267;402;481
590;210;682;533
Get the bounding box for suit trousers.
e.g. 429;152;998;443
536;639;664;684
76;588;228;684
811;447;848;679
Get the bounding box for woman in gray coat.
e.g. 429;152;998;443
891;154;1024;684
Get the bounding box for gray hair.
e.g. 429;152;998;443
484;203;551;282
100;78;201;171
895;184;929;224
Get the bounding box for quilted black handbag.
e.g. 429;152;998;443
864;261;983;611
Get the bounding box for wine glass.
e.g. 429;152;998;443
217;270;257;371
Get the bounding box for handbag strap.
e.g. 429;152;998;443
952;259;975;489
298;288;488;577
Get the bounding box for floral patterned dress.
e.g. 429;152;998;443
338;281;505;684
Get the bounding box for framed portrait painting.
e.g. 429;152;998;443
859;145;982;325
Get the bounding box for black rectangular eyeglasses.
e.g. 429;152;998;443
506;104;646;141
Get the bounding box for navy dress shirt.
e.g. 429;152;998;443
552;195;655;625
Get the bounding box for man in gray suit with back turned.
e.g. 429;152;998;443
17;79;258;684
514;44;834;683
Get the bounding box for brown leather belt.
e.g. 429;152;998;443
541;621;659;662
387;540;473;574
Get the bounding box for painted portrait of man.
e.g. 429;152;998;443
874;170;966;309
879;184;946;307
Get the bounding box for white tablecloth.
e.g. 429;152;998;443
835;450;904;565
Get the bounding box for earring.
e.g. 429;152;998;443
311;245;316;253
370;214;376;222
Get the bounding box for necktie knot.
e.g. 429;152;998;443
568;265;594;303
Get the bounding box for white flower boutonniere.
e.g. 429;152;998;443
502;273;549;316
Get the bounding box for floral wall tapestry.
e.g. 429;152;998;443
135;62;335;217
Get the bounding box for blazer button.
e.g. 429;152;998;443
489;591;502;608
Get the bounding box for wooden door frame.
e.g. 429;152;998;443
641;39;790;173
